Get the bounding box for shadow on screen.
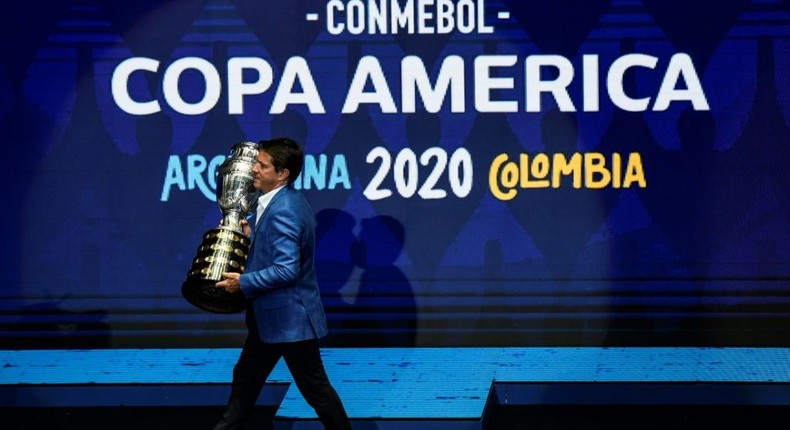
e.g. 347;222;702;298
316;210;416;347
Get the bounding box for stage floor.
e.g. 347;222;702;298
2;347;789;429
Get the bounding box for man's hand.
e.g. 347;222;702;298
216;272;241;294
240;219;251;237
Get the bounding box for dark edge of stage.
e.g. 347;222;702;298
3;382;789;430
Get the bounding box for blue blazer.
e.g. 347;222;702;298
239;186;328;343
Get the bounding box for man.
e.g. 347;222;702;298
214;138;352;430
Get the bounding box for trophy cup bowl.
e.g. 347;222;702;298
181;141;260;313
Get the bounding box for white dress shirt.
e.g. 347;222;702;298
255;185;285;225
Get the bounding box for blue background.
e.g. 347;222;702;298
1;0;789;349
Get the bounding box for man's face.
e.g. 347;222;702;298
252;150;287;193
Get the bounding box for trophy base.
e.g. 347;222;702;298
181;227;251;314
182;279;246;314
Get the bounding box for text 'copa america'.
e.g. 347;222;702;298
112;53;708;116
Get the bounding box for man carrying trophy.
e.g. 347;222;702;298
212;138;352;430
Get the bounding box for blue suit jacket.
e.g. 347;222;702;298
239;186;328;343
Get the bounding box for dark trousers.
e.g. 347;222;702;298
214;329;352;430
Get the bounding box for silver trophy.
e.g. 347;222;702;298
182;141;260;313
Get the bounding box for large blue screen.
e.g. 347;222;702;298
1;0;789;348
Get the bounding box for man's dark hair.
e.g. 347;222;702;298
258;137;304;185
